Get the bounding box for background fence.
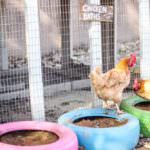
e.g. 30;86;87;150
0;0;149;123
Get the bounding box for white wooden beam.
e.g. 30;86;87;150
0;80;90;101
114;0;117;65
70;0;73;59
139;0;150;79
89;0;102;108
89;0;102;70
0;26;8;70
2;48;8;70
24;0;45;120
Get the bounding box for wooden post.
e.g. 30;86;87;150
70;0;73;59
1;47;8;70
0;1;8;70
101;0;114;72
89;0;102;108
24;0;45;120
139;0;150;79
89;0;102;70
114;0;117;65
61;0;72;76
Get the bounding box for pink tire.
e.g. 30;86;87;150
0;121;78;150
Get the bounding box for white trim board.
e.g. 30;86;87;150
0;79;90;101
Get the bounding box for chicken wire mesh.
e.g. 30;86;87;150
0;0;147;123
0;0;31;123
40;0;116;122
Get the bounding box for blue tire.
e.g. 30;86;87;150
58;108;140;150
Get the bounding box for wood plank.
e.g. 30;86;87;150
0;79;90;101
61;0;72;73
72;79;90;90
101;0;115;72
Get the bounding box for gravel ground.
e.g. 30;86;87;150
45;90;94;122
45;91;149;150
136;137;150;150
0;90;149;149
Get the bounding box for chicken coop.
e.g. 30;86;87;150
0;0;149;125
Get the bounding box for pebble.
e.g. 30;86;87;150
136;138;150;149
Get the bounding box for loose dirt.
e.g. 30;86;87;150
135;102;150;111
74;116;128;128
0;130;59;146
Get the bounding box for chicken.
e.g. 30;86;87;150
133;79;150;100
89;54;136;114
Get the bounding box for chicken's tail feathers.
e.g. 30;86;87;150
89;72;94;79
89;66;102;79
95;66;102;74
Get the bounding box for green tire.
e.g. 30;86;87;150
120;96;150;138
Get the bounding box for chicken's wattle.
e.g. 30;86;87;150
133;79;140;91
128;54;136;68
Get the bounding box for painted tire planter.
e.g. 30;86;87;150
58;108;140;150
0;121;78;150
121;96;150;137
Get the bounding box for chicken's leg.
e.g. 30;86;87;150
116;103;124;114
103;101;109;109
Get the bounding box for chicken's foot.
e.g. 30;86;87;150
116;104;124;114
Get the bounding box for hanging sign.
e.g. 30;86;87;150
80;4;113;22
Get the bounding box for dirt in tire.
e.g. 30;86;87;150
135;102;150;111
0;130;59;146
74;116;128;128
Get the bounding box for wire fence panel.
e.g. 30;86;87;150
0;0;143;123
0;0;116;122
39;0;95;121
39;0;115;122
25;0;45;121
0;0;31;123
116;0;140;89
